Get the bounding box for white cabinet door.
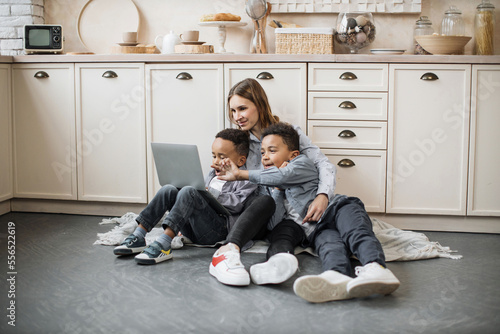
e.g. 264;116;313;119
146;64;224;198
224;63;307;131
387;64;471;215
76;63;147;203
324;149;386;213
12;64;77;200
468;65;500;216
0;64;12;202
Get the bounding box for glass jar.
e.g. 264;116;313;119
474;0;495;55
414;16;434;54
335;12;376;54
441;5;465;36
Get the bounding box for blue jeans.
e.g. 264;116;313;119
311;195;386;276
136;185;228;245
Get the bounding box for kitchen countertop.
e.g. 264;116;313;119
1;54;500;64
0;56;13;63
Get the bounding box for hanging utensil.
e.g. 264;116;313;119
245;0;271;53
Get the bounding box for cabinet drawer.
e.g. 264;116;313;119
309;63;388;91
308;92;387;121
308;121;387;149
324;149;386;213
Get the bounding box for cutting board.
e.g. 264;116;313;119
111;44;156;54
175;44;214;54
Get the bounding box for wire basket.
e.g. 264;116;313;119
275;28;334;54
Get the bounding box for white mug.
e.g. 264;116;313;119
122;31;137;43
180;30;199;42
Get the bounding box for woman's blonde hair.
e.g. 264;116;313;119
227;78;280;130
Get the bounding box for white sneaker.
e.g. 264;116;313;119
209;243;250;286
347;262;400;298
293;270;353;303
250;253;298;285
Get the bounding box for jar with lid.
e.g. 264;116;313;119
474;0;495;55
441;5;465;36
414;16;434;54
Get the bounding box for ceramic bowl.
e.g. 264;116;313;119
414;35;471;55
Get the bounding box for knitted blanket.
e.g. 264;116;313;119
94;212;462;261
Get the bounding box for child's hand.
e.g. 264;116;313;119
218;158;239;181
278;161;289;168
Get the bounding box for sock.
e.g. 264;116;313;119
156;233;172;250
132;226;147;239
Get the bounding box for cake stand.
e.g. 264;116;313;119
199;21;247;53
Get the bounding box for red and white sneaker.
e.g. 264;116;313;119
209;243;250;286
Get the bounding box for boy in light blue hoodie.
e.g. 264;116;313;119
219;122;400;303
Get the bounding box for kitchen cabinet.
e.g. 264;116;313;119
308;63;389;212
75;63;147;203
12;63;77;200
146;64;224;198
468;65;500;216
387;64;471;215
0;64;12;202
224;63;307;131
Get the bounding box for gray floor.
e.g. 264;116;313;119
0;212;499;334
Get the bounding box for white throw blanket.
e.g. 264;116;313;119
94;212;462;261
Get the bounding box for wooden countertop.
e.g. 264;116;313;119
3;53;500;64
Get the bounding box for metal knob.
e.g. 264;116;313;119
34;71;49;79
102;71;118;78
256;72;274;80
338;130;356;138
337;159;356;167
338;101;357;109
176;72;193;80
420;72;439;81
339;72;357;80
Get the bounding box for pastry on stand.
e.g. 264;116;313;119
199;13;247;53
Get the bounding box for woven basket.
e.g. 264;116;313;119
275;28;334;54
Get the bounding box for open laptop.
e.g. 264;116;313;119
151;142;230;217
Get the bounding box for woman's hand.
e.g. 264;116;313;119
303;193;328;223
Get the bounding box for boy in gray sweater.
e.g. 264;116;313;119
219;122;400;302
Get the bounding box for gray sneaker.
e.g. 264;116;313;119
113;234;146;256
135;241;173;265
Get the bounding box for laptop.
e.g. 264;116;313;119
151;142;231;217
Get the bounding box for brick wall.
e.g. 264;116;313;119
0;0;44;55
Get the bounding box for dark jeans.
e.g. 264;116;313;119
263;196;385;277
136;185;228;245
136;185;275;247
265;219;306;260
312;196;386;276
225;195;275;249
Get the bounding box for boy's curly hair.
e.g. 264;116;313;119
215;128;250;157
261;122;300;152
